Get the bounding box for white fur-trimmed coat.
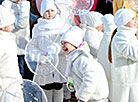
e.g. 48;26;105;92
31;15;71;85
111;26;138;102
66;49;109;102
0;31;23;102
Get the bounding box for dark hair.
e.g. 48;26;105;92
108;28;117;63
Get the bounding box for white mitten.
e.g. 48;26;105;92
39;54;50;64
102;14;117;32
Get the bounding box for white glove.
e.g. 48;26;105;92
102;14;117;32
39;54;50;64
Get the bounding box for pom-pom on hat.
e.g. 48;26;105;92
83;11;103;27
40;0;57;16
61;26;83;47
0;5;15;28
114;8;136;27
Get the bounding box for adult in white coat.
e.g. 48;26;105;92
29;0;71;102
0;5;23;102
97;14;116;101
83;11;104;59
110;9;138;102
2;0;32;79
61;26;109;102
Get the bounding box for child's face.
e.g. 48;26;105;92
61;41;77;55
43;9;57;20
124;17;137;28
0;24;15;32
96;24;104;32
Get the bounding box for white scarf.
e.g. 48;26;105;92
32;14;70;38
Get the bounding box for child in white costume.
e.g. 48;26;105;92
61;26;109;102
110;9;138;102
97;14;116;101
82;11;104;59
0;5;23;102
31;0;71;102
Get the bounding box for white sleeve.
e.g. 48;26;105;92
75;55;98;101
14;1;30;29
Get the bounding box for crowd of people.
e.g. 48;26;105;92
0;0;138;102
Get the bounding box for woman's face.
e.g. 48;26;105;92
124;17;137;28
61;41;77;55
43;9;57;20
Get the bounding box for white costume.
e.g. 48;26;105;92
83;11;104;58
0;6;23;102
27;0;71;102
97;14;116;100
61;26;109;102
111;9;138;102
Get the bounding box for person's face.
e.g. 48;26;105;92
43;9;57;20
124;17;137;28
96;24;104;32
0;24;15;32
61;41;77;55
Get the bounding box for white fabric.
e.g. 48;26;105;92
65;50;81;77
0;31;23;102
44;90;52;102
1;0;12;10
84;26;103;58
66;49;109;102
83;11;103;27
31;14;71;85
43;88;63;102
102;14;116;32
0;5;15;28
61;26;83;47
3;0;30;55
97;17;116;100
53;88;63;102
114;9;136;27
40;0;57;16
32;15;70;38
111;25;138;102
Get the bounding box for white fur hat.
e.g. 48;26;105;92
61;26;83;47
83;11;103;27
0;5;15;28
40;0;57;16
114;9;136;27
